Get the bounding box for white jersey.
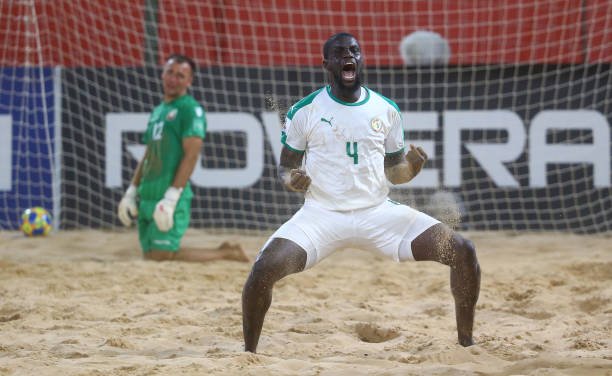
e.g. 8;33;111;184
283;86;405;211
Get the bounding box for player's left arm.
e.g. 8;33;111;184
153;103;205;232
172;103;206;189
383;103;428;184
384;144;428;184
172;136;203;188
153;136;202;232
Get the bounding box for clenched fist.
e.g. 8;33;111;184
405;144;428;176
284;168;311;192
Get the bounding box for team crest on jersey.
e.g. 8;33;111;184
370;118;383;132
166;109;178;121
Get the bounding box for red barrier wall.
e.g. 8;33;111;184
0;0;144;67
1;0;609;67
586;0;612;62
167;0;585;66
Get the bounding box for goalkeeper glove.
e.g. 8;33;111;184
153;186;182;232
118;184;139;227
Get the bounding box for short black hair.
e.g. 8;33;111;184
322;32;357;59
166;54;197;74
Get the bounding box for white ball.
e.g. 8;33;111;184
399;30;451;66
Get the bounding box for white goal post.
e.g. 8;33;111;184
0;0;610;233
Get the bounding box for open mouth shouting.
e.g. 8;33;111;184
341;61;357;83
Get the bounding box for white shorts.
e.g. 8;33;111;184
262;199;440;269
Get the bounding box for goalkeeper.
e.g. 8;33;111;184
117;54;248;263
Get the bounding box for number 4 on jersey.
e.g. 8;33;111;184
346;141;358;164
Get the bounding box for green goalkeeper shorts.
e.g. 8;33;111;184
137;197;191;252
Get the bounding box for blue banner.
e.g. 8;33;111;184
0;67;56;230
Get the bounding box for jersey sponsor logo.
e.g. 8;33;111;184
370;117;383;132
320;116;334;127
166;109;178;121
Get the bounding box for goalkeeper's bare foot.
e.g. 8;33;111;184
218;242;250;262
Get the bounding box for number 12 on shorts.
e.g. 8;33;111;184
346;141;358;164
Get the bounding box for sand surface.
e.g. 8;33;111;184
0;229;610;375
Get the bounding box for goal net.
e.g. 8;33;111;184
1;0;610;233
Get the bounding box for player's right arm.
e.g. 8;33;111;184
130;147;148;187
278;146;311;192
279;100;312;193
117;147;149;226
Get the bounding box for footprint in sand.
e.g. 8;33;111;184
354;322;400;343
577;296;610;313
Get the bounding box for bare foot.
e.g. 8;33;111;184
218;242;250;262
458;335;474;347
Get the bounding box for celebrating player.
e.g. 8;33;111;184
242;33;481;352
117;54;248;263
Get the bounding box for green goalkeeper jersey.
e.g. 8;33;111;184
139;94;206;201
